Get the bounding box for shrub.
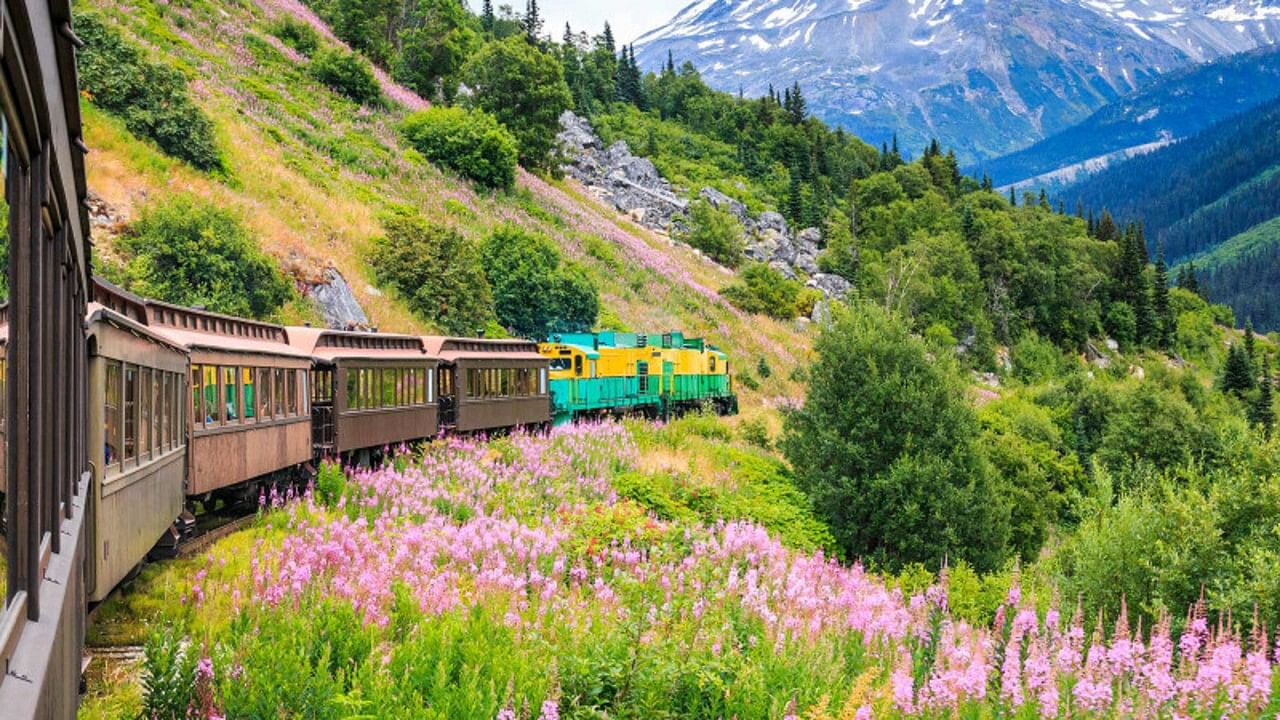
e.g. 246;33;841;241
140;628;197;720
75;13;222;171
782;305;1011;572
309;47;381;105
399;107;518;190
369;209;493;335
266;15;320;55
1009;330;1063;384
720;263;806;319
738;416;772;450
676;199;744;267
480;226;598;337
119;195;292;319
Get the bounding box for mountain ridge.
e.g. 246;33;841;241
635;0;1280;162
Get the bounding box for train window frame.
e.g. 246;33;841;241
274;368;285;417
258;367;272;421
160;372;170;452
286;368;298;416
223;366;240;424
105;359;122;472
124;364;138;464
539;368;547;395
191;365;203;430
345;368;357;410
203;366;219;426
242;367;256;423
140;367;152;460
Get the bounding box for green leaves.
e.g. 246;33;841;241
400;106;518;190
479;226;598;337
75;12;223;172
676;199;745;268
309;47;382;106
369;209;494;335
462;36;572;170
119;195;292;319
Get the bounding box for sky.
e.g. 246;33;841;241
536;0;690;44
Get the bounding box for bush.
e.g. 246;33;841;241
309;47;381;105
738;416;772;450
782;305;1011;571
480;226;598;337
1009;330;1064;384
75;13;222;171
400;106;518;190
266;16;320;55
119;195;293;319
369;209;493;335
676;199;744;267
720;263;807;319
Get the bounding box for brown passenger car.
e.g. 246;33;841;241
424;337;551;433
287;328;440;455
143;302;314;498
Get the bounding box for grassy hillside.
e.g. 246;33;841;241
81;0;811;407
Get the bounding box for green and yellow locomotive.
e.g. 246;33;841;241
538;331;738;424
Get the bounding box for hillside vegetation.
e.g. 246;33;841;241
77;0;811;405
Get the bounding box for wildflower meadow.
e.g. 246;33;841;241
144;423;1279;719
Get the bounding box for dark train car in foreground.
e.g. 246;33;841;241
423;336;551;433
85;304;188;602
287;328;439;456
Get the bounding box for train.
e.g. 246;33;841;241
3;277;737;604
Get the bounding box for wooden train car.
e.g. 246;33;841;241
423;336;551;433
287;328;439;456
84;304;188;602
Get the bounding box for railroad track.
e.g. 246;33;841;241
175;511;259;558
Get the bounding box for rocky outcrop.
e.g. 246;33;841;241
307;268;369;330
557;111;687;232
558;111;850;301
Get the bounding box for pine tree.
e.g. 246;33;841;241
1009;186;1017;206
1087;209;1095;237
524;0;542;42
787;81;806;123
482;0;495;32
1245;319;1257;362
1038;188;1050;210
981;174;993;192
1184;261;1201;297
1221;344;1256;397
665;49;675;75
601;22;615;53
1076;200;1086;219
786;170;804;226
960;203;979;247
1255;356;1276;437
1153;249;1172;350
1095;210;1117;242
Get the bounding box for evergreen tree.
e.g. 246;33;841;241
523;0;542;42
1245;319;1257;361
982;174;993;192
481;0;494;32
1095;210;1117;242
1221;344;1256;397
1255;357;1275;437
1153;249;1172;350
1076;200;1086;219
1087;209;1095;237
1009;186;1017;206
1038;188;1050;210
786;81;806;123
601;22;615;54
1183;261;1201;296
665;49;675;75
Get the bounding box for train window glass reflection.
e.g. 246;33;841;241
105;360;122;469
273;368;284;417
153;370;162;453
140;368;152;459
242;368;255;422
191;365;203;429
203;366;218;425
345;369;357;409
124;365;138;462
258;368;272;420
159;373;170;452
539;368;547;395
286;369;298;416
222;366;237;422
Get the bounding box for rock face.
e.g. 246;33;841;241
308;268;369;330
558;111;850;301
557;110;687;233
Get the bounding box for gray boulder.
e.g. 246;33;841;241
757;211;788;234
807;273;852;301
310;268;370;330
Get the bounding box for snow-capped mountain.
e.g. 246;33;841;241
634;0;1280;161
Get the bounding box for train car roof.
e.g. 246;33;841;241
286;326;437;362
86;302;190;356
422;336;545;362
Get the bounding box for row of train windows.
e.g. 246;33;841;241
344;366;434;411
191;365;306;429
103;361;185;473
464;367;547;399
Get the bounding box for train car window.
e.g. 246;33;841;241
105;360;122;469
426;368;434;403
191;365;203;429
439;367;452;398
140;368;152;459
287;369;298;416
274;368;285;417
710;356;717;372
382;368;396;408
224;366;239;422
242;368;256;422
549;358;570;371
574;355;583;376
346;369;358;410
590;360;597;378
539;368;547;395
301;370;309;414
159;373;170;451
124;365;138;463
204;366;219;425
152;371;162;453
258;368;273;420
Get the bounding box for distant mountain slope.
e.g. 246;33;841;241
1064;96;1280;263
1194;217;1280;330
972;45;1280;187
635;0;1280;163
